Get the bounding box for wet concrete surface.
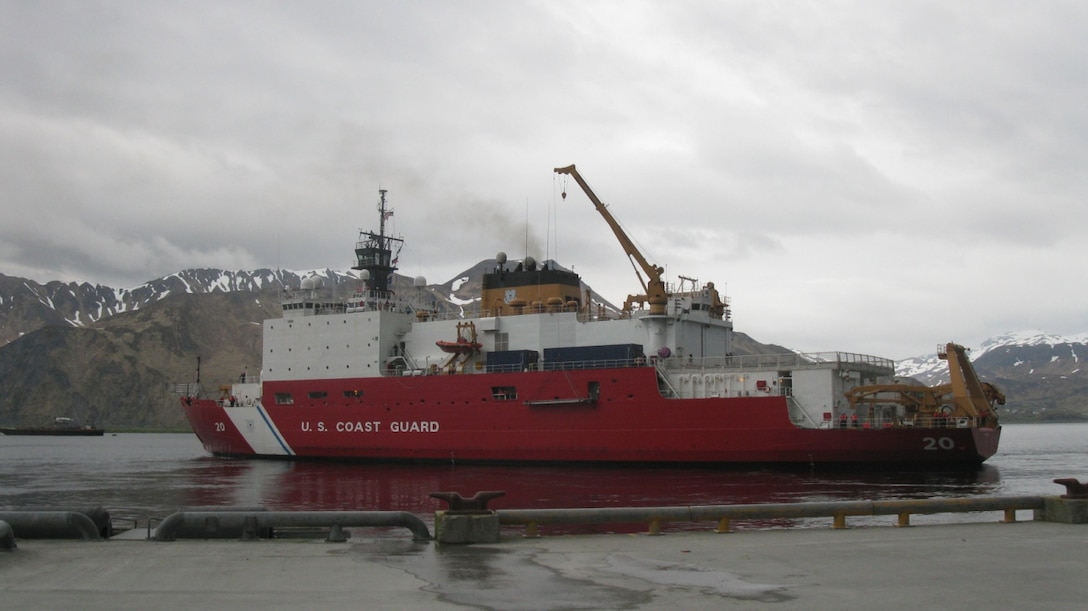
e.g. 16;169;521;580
2;521;1086;609
369;540;652;609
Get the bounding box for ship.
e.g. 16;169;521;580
1;417;105;436
180;165;1002;466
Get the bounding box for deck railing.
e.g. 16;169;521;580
497;496;1047;537
662;351;894;374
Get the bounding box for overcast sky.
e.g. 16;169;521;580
3;1;1086;360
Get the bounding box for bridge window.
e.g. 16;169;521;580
274;392;294;405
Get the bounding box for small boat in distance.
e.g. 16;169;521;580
0;417;105;436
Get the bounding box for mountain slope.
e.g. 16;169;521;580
895;331;1088;421
0;292;275;428
2;268;1085;426
0;269;343;346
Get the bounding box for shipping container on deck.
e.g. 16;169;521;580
542;344;645;370
486;349;540;373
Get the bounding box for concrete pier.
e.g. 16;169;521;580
2;520;1085;610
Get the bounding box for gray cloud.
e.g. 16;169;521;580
2;0;1085;359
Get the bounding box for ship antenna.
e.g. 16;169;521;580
378;188;389;241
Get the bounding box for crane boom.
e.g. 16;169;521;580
940;342;996;420
554;164;669;315
844;342;1001;428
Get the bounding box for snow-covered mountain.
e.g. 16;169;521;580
1;268;399;346
6;267;1087;380
893;331;1088;422
3;267;1086;424
0;260;603;348
895;330;1088;384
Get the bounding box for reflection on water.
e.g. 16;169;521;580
2;424;1085;531
231;461;1005;512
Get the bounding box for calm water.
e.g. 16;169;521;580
2;423;1085;532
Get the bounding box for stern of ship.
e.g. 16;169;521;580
971;425;1002;462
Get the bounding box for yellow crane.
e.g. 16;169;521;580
845;342;1002;427
554;164;669;316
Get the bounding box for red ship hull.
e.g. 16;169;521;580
182;367;999;466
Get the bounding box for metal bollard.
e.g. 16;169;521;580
0;520;16;551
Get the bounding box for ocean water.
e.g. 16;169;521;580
1;423;1085;532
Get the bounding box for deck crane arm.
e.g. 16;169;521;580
844;342;1001;428
940;342;999;424
554;164;669;315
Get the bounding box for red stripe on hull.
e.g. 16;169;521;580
182;368;1000;465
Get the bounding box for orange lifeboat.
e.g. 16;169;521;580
436;338;482;354
436;321;481;354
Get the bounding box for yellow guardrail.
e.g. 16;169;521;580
497;496;1047;537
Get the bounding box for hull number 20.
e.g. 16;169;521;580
923;436;955;450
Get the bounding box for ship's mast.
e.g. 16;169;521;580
377;188;390;238
352;189;404;295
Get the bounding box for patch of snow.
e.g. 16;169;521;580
448;294;477;307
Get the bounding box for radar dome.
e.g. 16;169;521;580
358;269;371;281
524;256;536;270
300;277;315;290
496;252;507;264
413;276;427;287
